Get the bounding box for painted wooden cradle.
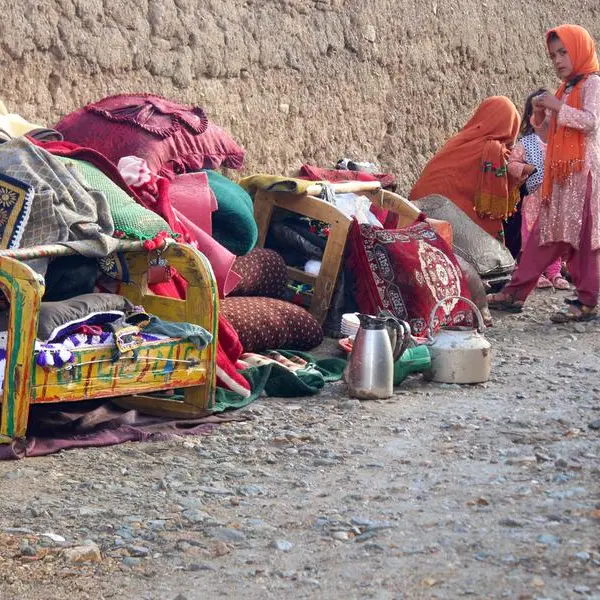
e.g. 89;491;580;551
0;241;218;443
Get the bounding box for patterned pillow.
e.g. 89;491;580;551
221;297;323;353
348;218;473;336
231;248;287;298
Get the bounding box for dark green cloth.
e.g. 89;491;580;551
204;170;257;256
212;350;346;412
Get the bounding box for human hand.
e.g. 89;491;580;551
534;92;562;113
522;164;537;178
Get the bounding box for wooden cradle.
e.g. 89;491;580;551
0;241;218;443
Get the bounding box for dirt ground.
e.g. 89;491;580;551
0;288;599;600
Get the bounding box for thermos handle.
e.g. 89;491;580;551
426;295;486;344
396;319;413;360
378;311;411;362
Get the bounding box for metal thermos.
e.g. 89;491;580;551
346;313;410;399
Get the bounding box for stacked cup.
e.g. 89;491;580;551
340;313;360;339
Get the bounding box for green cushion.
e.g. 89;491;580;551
204;170;257;255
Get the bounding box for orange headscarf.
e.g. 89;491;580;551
542;24;600;202
409;96;521;222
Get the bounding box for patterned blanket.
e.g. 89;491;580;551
0;172;34;250
0;138;120;275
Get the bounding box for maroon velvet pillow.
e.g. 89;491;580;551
348;219;473;336
221;297;323;353
55;94;245;177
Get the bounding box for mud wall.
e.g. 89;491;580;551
1;0;598;191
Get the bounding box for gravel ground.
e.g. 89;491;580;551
0;289;599;600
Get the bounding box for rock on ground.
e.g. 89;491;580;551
0;289;599;599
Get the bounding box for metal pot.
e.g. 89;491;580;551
425;296;491;384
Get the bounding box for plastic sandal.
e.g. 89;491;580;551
550;300;597;323
536;275;553;289
486;292;524;313
551;276;571;290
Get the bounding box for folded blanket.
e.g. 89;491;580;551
299;164;396;190
54;156;173;241
205;170;257;256
0;138;120;275
239;174;319;196
213;350;346;412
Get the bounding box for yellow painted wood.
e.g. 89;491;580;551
305;180;382;196
122;242;219;409
286;266;317;286
0;242;219;442
113;395;211;418
31;340;207;403
139;295;187;323
0;257;44;439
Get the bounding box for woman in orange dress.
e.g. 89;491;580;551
409;96;522;242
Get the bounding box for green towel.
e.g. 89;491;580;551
212;350;347;412
204;170;257;256
56;156;173;241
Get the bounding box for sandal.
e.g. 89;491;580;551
536;275;553;289
550;300;598;323
551;276;571;291
486;292;524;313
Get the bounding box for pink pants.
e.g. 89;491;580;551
521;210;562;281
504;178;599;306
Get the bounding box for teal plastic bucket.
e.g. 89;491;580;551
393;345;431;386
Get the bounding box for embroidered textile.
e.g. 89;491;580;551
0;173;33;250
349;219;473;336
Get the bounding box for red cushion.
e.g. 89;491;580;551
221;297;323;353
348;219;473;336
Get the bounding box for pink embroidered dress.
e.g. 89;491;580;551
508;136;562;281
508;139;547;234
535;74;600;250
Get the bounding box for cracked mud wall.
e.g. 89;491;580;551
1;0;598;191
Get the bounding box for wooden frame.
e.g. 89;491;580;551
0;241;219;443
253;183;423;325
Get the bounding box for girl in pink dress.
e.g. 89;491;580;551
488;24;600;322
508;89;570;290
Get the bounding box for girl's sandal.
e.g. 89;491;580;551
486;292;524;313
551;276;571;291
536;275;553;289
550;300;598;323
